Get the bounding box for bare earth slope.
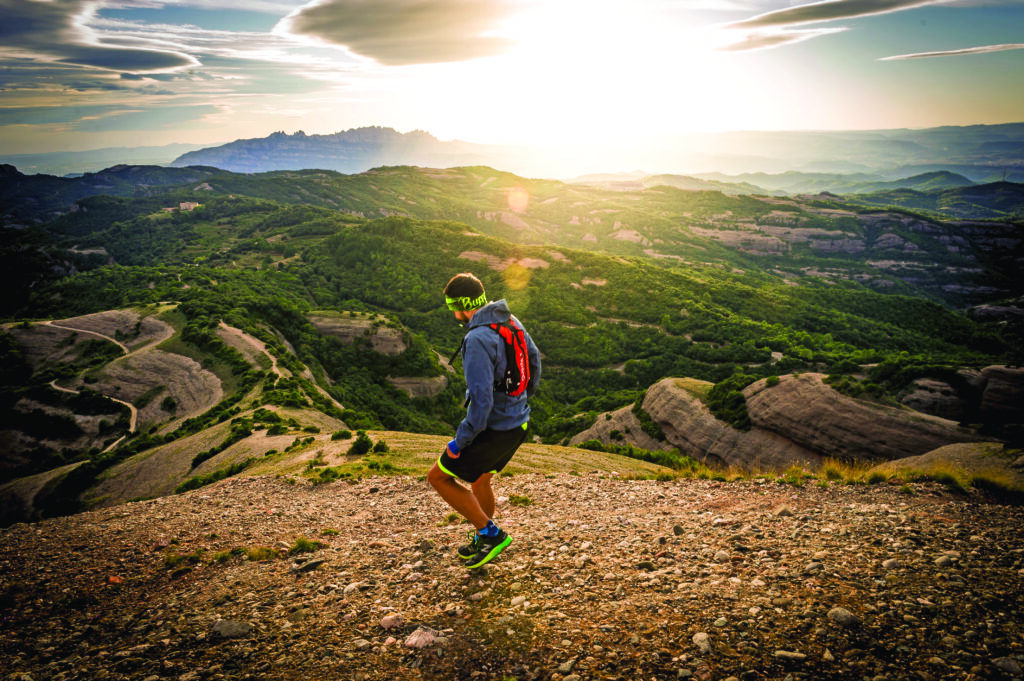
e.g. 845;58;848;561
1;474;1022;681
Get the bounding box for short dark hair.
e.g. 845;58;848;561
444;272;485;300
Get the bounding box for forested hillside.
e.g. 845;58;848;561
2;163;1022;522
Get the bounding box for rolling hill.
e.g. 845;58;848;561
2;161;1022;527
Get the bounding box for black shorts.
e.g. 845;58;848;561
437;423;529;483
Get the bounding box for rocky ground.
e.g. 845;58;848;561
1;473;1022;681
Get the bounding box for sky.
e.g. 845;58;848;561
0;0;1022;158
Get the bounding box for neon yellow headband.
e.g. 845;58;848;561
445;292;487;311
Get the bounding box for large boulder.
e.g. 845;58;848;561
743;373;983;462
568;404;667;453
900;378;965;421
639;378;822;470
896;366;1024;425
978;365;1024;423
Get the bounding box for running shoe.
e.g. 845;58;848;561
457;530;482;560
464;530;512;570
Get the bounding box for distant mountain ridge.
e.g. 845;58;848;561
170;127;511;174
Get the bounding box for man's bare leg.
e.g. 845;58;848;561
427;464;488;529
471;472;495;519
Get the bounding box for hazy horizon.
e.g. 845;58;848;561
1;0;1022;166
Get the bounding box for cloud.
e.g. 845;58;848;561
725;0;950;30
720;27;846;51
0;0;198;73
718;0;954;52
880;42;1024;60
275;0;522;65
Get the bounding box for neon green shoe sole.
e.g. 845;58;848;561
464;532;511;570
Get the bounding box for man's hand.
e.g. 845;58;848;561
445;443;460;459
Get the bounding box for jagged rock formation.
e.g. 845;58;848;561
170;127;500;174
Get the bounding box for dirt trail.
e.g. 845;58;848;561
217;322;284;378
49;380;138;453
45;321;130;354
217;321;345;413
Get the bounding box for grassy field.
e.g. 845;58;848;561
246;430;676;482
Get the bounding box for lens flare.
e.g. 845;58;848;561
503;262;531;291
507;187;529;213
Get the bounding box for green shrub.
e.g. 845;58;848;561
779;465;807;488
372;440;390;453
865;471;888;485
765;375;780;387
176;459;254;494
245;546;278;561
366;459;396;472
288;536;324;556
331;430;352;441
347;430;373;456
706;373;758;431
164;549;204;570
632;392;666;441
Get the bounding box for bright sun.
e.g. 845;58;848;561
477;1;746;144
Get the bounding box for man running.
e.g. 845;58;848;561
427;272;542;569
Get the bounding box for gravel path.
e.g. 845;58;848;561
1;474;1022;681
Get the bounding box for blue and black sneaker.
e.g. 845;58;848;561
457;530;482;560
464;530;512;570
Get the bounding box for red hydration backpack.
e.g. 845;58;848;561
453;319;531;397
490;320;530;397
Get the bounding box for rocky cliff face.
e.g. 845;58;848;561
576;373;991;471
387;376;449;399
568;405;667;453
898;366;1024;425
978;365;1024;422
309;315;407;356
743;374;983;463
639;378;823;470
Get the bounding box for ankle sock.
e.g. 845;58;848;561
478;520;499;538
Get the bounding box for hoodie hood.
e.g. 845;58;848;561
466;299;512;329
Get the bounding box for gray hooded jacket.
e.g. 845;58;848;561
449;299;541;454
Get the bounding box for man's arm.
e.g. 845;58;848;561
449;331;495;454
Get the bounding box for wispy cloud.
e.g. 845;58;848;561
719;26;846;51
880;42;1024;60
726;0;950;30
0;0;198;73
275;0;524;66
